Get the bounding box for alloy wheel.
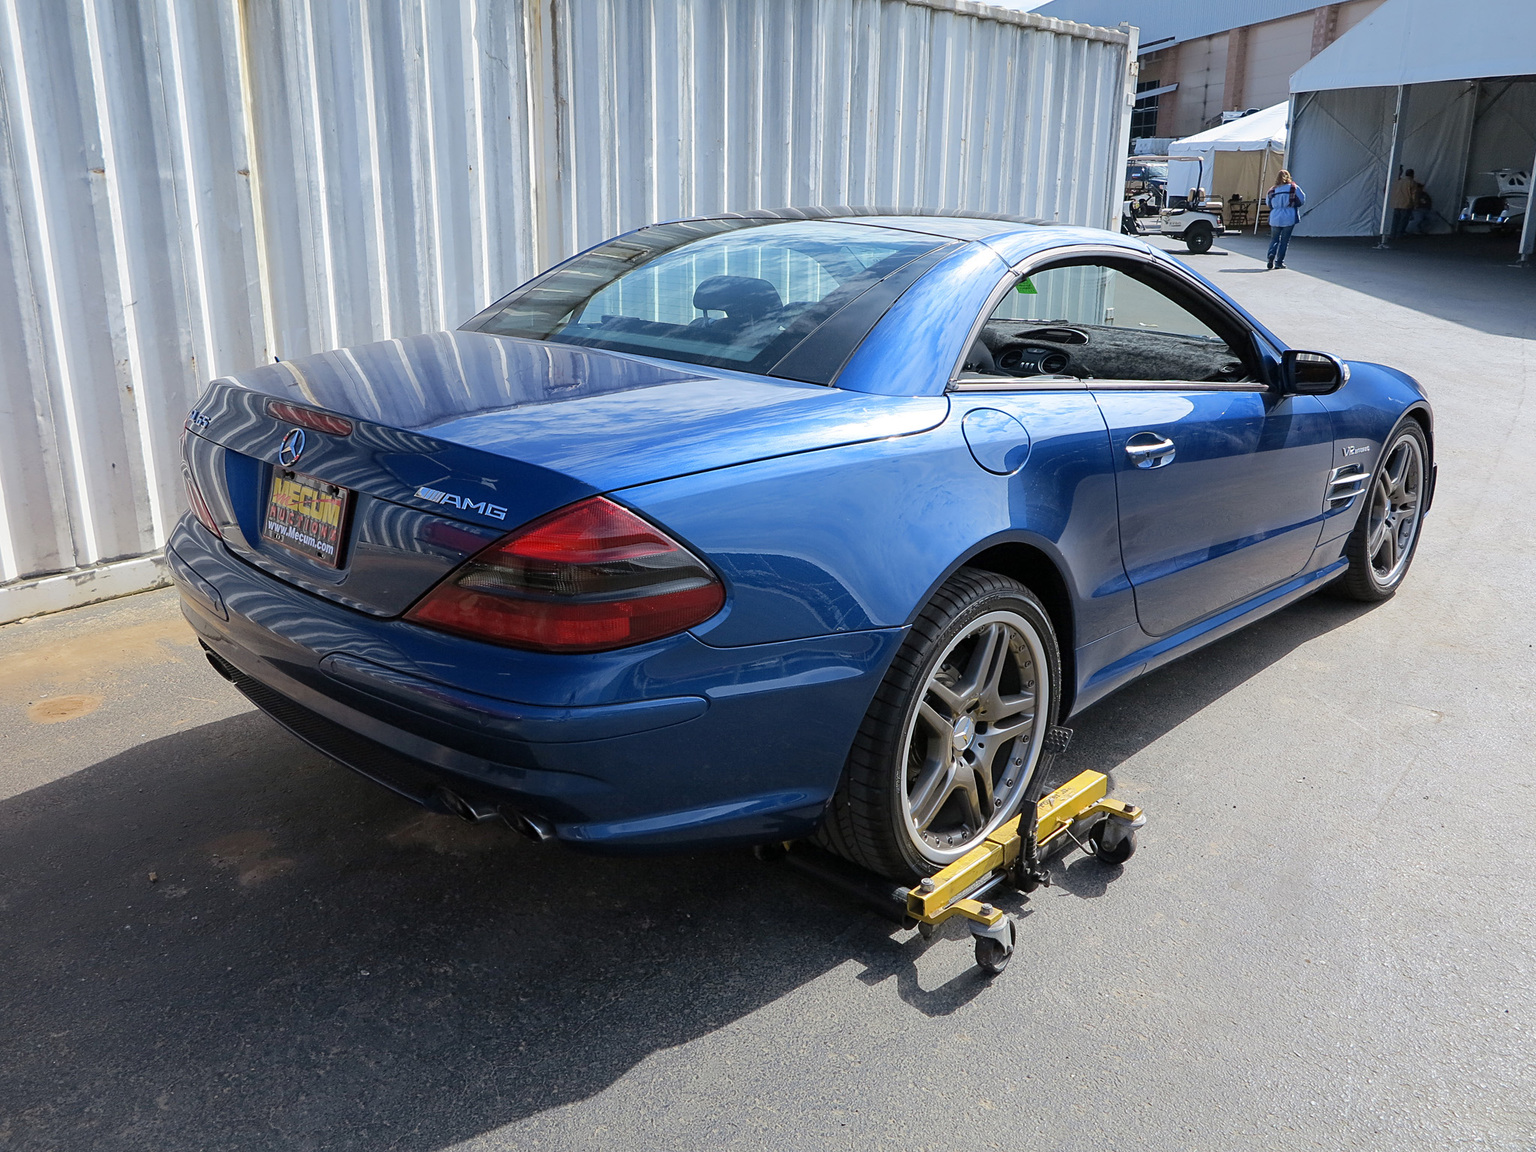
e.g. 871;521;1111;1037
898;610;1050;864
1366;432;1425;587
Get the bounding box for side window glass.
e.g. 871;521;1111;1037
976;263;1248;383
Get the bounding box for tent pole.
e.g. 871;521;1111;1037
1284;93;1306;239
1254;149;1269;235
1453;80;1480;238
1376;84;1406;250
1518;135;1536;266
1284;94;1298;175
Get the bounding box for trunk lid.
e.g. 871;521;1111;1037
184;331;947;616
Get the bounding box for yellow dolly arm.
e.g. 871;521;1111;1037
902;769;1144;975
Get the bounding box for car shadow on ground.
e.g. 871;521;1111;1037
0;592;1376;1149
1051;591;1376;786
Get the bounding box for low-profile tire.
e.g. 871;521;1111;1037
1334;418;1429;602
817;568;1062;881
1185;224;1214;254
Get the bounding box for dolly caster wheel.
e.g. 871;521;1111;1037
1088;820;1136;865
753;842;788;863
917;920;937;940
972;916;1017;976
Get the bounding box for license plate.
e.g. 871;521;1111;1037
263;470;352;567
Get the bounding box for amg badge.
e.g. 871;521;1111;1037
416;486;508;520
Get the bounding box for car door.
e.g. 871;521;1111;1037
998;257;1333;637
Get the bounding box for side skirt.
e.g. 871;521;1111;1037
1069;557;1349;716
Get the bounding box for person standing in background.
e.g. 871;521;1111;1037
1266;170;1305;270
1389;168;1419;240
1409;181;1434;234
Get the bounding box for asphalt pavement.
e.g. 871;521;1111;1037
3;232;1534;1151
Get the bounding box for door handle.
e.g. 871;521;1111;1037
1125;433;1176;469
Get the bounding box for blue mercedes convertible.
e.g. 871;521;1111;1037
171;209;1434;880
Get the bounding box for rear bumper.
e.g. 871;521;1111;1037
168;517;902;850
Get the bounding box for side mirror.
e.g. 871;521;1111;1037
1281;349;1350;395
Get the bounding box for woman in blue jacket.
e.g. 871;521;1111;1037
1266;171;1305;269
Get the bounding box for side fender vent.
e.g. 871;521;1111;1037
1325;464;1369;511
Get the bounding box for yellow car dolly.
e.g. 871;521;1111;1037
771;733;1145;977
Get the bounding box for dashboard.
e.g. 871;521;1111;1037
996;344;1076;376
983;323;1089;378
979;320;1248;384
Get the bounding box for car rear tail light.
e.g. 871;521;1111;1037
404;497;725;653
265;400;354;437
184;469;221;537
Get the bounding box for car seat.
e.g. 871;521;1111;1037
691;275;784;334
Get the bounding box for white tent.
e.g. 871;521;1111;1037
1287;0;1536;258
1167;102;1289;209
1290;0;1536;92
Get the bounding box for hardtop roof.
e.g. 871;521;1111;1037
667;206;1132;256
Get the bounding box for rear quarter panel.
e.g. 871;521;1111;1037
618;390;1136;668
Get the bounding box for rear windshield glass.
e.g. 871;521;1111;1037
468;219;947;380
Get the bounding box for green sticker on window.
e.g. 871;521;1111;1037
1016;278;1038;294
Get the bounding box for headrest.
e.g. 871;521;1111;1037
692;275;783;319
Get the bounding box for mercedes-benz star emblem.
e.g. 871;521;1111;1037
278;427;306;467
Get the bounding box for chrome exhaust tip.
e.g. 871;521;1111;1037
201;644;236;682
435;790;553;841
435;789;501;824
502;809;555;843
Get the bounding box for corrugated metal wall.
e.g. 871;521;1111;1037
0;0;1134;623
